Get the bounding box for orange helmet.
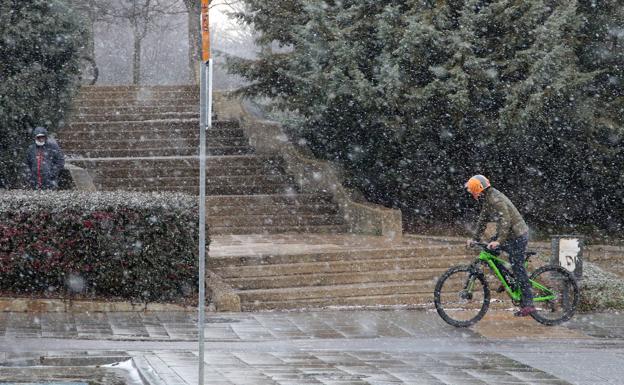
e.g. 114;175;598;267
465;175;490;200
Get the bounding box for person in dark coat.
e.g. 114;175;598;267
25;127;65;190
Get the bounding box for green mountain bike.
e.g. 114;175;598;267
434;242;579;327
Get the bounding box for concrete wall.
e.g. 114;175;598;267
214;93;403;239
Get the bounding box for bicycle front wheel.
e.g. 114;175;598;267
434;265;490;327
530;265;579;326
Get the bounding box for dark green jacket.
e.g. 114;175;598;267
473;188;529;244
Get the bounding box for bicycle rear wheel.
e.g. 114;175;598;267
529;265;579;326
434;265;490;327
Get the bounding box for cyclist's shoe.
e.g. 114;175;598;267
514;306;536;317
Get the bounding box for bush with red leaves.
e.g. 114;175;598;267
0;191;201;302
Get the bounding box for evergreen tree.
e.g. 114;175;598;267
229;0;624;234
0;0;85;187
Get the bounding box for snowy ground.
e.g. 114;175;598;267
1;310;624;384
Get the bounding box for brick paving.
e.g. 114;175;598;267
134;350;572;385
1;310;624;384
0;310;477;341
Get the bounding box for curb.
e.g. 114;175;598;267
132;356;168;385
0;297;196;313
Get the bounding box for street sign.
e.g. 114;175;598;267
201;0;211;62
551;235;583;280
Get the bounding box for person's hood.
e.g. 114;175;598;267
33;127;48;138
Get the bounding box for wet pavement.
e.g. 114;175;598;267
0;309;623;385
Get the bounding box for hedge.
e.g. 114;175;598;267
578;262;624;312
0;191;201;302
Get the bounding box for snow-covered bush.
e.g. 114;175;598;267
0;191;201;302
579;262;624;312
229;0;624;234
0;0;85;187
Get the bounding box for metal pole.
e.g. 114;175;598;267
198;60;207;385
198;2;211;384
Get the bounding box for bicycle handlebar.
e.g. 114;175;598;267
468;241;501;253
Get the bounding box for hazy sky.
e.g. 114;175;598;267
93;0;255;87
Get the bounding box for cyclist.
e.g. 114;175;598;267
465;175;535;316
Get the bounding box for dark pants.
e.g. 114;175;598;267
501;234;533;307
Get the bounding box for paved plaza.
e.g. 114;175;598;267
1;310;624;385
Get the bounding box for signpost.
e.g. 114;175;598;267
551;235;583;280
198;1;212;385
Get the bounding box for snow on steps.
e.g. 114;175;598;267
71;98;199;108
63;86;348;234
208;244;476;310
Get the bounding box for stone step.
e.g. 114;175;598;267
71;106;199;115
65;146;253;158
67;119;200;131
72;98;200;108
237;280;433;303
59;128;244;142
213;255;470;279
96;184;299;195
208;245;469;268
88;165;284;179
70;112;199;123
207;203;339;217
96;175;295;189
76;88;199;100
210;224;350;235
60;137;249;150
65;119;238;131
204;193;335;207
75;94;198;102
225;267;446;290
68;155;283;170
242;293;513;311
209;213;344;229
68;86;352;239
241;292;435;310
80;85;199;92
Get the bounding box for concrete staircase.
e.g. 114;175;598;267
60;85;348;235
209;237;474;311
61;85;473;311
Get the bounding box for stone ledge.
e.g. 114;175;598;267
0;297;195;313
65;163;97;191
207;271;241;312
218;94;403;239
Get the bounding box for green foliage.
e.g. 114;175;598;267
0;0;85;187
0;191;200;302
229;0;624;234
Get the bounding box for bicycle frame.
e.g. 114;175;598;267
474;249;556;303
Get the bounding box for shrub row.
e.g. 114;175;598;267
579;263;624;312
0;191;201;302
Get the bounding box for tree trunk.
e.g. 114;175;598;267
186;2;201;84
133;29;141;85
